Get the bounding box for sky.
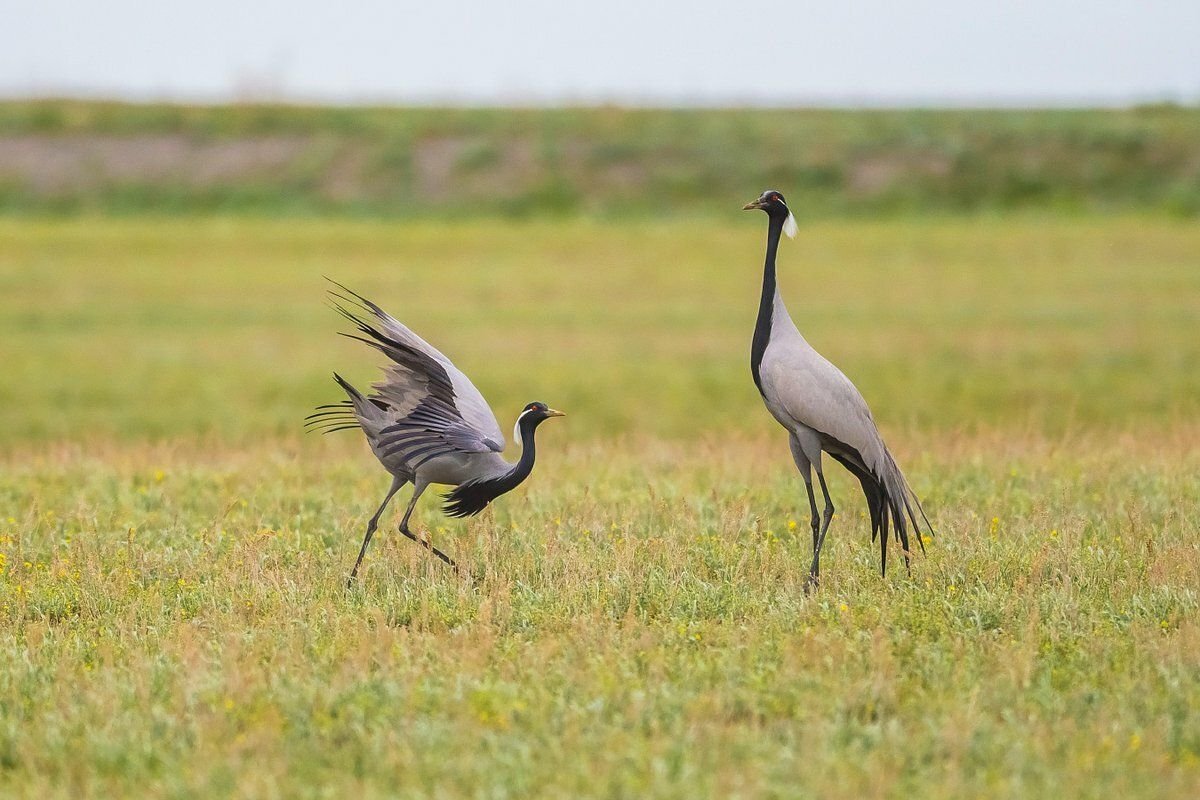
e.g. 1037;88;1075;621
3;1;1198;106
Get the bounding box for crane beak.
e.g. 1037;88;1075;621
546;408;566;418
743;200;765;210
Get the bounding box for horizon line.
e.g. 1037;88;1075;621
2;87;1197;112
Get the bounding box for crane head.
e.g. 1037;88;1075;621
521;401;565;420
743;189;798;238
513;401;565;447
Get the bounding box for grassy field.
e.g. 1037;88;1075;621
1;216;1199;797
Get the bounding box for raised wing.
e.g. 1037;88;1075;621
328;283;506;463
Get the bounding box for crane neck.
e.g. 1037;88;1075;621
750;213;786;394
442;415;546;518
499;417;541;492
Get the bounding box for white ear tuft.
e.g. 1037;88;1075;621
783;211;798;239
513;408;532;448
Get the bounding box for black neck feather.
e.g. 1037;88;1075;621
442;417;541;518
504;418;540;492
750;213;784;394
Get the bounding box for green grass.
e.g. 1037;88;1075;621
2;216;1198;442
1;216;1199;797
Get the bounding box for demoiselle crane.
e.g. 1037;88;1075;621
306;283;564;584
743;189;930;588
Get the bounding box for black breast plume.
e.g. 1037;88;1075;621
442;478;509;518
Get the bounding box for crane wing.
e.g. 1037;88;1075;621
759;335;888;474
328;283;506;460
759;330;931;558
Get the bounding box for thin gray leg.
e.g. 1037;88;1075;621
788;433;821;553
804;477;820;555
347;475;405;587
397;482;461;574
807;469;836;588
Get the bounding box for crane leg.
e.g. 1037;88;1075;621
802;476;820;554
802;476;821;594
790;431;830;594
347;475;405;587
807;468;836;591
788;433;821;554
397;481;462;576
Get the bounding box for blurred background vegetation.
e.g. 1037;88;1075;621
2;100;1199;218
2;101;1199;445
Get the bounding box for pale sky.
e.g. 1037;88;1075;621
3;1;1198;105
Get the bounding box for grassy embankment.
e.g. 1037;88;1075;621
2;101;1199;217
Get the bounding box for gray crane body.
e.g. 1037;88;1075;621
355;407;512;497
758;294;889;485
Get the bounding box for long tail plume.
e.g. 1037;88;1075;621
874;449;932;575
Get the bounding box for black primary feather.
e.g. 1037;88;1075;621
304;398;359;434
829;452;883;542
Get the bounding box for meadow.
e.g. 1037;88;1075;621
1;214;1199;797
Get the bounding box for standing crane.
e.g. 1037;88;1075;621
743;189;930;588
306;283;564;585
